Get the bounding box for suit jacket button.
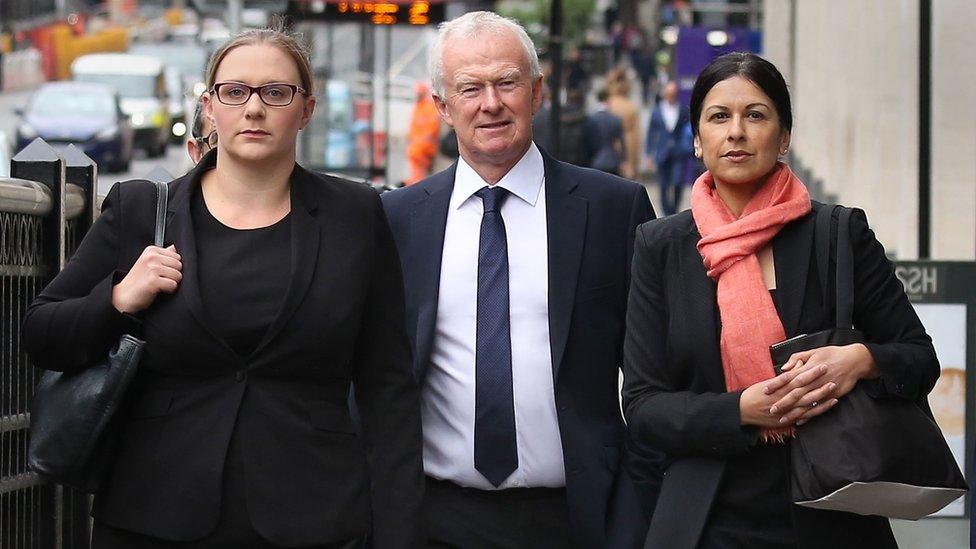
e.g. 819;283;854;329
235;370;245;382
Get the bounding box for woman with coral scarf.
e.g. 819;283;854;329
621;52;938;549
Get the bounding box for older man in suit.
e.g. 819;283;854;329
381;11;655;549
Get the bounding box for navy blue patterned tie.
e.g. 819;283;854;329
473;185;518;488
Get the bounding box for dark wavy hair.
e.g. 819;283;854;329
689;52;792;137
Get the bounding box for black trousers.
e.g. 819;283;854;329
424;476;574;549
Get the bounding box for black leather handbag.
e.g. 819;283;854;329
769;205;967;520
28;180;168;493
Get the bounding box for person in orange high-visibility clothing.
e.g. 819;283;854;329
405;82;440;185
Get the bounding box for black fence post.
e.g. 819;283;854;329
63;144;98;237
8;138;96;549
11;138;67;273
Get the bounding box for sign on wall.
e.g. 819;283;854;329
895;261;976;517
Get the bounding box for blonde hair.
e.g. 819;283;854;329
205;20;314;94
428;11;541;98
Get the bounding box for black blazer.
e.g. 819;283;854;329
622;203;940;549
22;153;424;547
381;149;655;549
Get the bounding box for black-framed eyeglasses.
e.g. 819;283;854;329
211;82;308;107
193;130;218;150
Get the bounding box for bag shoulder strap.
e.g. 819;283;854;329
835;206;854;328
153;181;168;247
814;204;854;329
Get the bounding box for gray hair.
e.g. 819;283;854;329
428;11;542;98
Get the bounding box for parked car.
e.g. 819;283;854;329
15;82;134;173
129;42;209;144
72;53;170;157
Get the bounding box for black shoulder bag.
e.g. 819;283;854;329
769;205;967;520
28;180;168;493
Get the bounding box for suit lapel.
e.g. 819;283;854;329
772;211;815;337
166;155;236;356
543;155;587;380
250;166;321;357
682;224;727;393
409;166;455;380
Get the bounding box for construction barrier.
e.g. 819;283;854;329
52;25;128;80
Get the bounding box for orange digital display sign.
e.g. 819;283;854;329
288;1;445;25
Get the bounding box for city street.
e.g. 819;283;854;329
1;76;196;194
1;24;433;194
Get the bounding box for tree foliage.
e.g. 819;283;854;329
496;0;597;53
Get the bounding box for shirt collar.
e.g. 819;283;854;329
452;142;545;210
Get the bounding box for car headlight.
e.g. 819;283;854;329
131;113;146;127
19;123;38;140
96;126;119;140
172;122;187;137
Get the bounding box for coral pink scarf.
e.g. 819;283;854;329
690;162;811;441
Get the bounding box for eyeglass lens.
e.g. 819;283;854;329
216;83;297;106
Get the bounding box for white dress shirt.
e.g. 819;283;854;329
660;100;680;132
423;142;565;490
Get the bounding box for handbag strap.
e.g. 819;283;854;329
153;181;168;247
814;204;854;329
835;207;854;328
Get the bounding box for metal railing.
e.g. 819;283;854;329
0;138;100;549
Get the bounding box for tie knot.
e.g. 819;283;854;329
476;186;509;213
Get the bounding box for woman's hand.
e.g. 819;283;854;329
763;344;880;425
111;245;183;314
740;361;838;428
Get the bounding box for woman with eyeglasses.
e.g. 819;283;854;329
23;25;424;549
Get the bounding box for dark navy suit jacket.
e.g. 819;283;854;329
645;103;691;166
381;147;656;548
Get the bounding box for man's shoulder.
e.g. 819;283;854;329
550;159;641;197
381;164;456;213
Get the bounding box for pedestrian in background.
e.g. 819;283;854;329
382;11;653;548
23;24;423;549
606;67;641;179
623;51;937;549
585;88;626;175
405;81;440;185
186;98;216;164
646;81;692;215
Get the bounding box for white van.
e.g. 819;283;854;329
72;53;171;157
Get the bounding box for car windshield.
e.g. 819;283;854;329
165;69;183;100
130;44;207;77
75;74;157;98
29;89;116;117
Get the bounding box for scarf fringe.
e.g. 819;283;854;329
760;427;796;444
